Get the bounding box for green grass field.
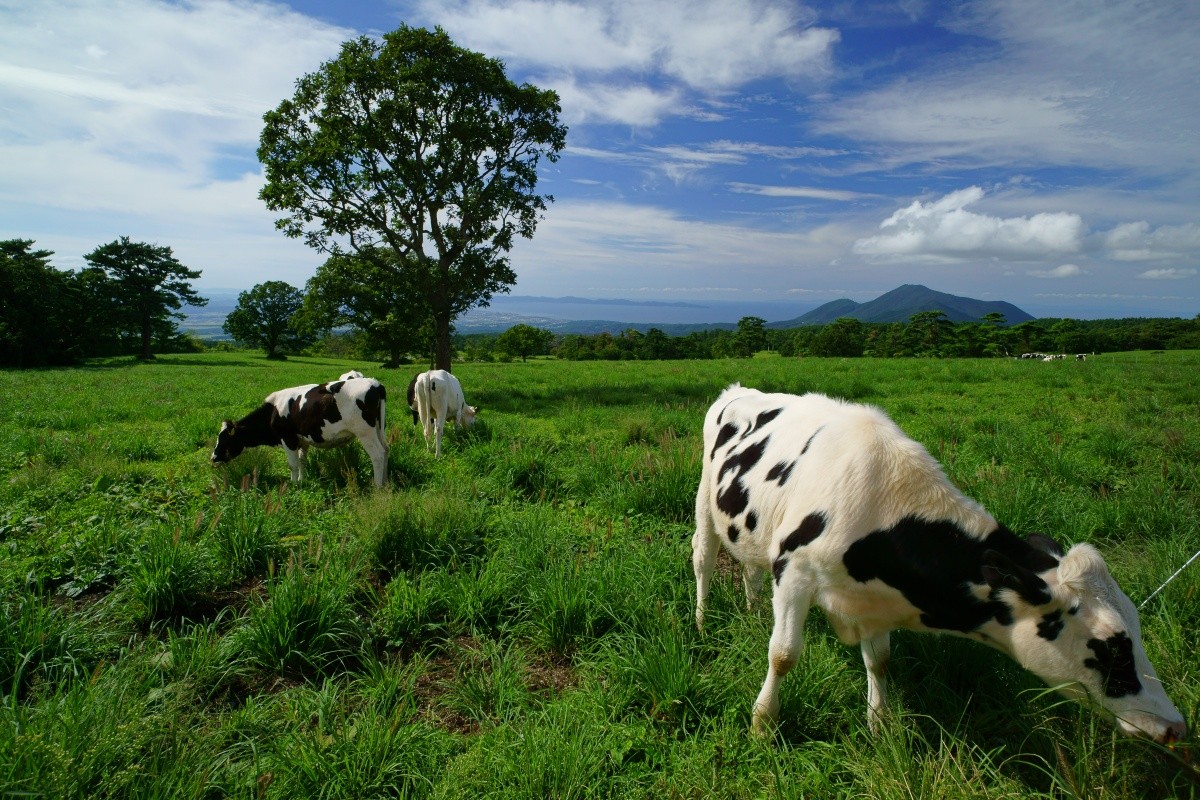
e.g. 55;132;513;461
1;351;1197;798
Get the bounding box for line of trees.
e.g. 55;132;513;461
1;238;206;368
448;311;1200;364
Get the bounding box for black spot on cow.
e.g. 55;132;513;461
842;517;1058;633
745;510;758;532
752;408;783;433
287;385;343;444
727;524;740;544
712;422;740;460
719;436;770;480
765;460;795;486
1037;610;1064;641
773;555;788;584
1085;633;1142;698
715;436;770;518
356;382;386;428
801;426;824;455
328;380;345;393
780;512;826;554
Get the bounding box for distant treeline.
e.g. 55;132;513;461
452;312;1200;362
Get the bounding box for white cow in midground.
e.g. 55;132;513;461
693;384;1186;743
407;369;477;457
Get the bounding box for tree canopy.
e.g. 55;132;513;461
259;25;567;371
0;240;79;367
496;323;554;361
84;237;206;360
223;281;311;359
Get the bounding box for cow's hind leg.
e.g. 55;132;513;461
692;468;720;632
361;432;389;488
752;574;812;736
742;564;767;610
861;632;891;734
285;446;304;483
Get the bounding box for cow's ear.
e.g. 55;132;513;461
1027;533;1065;558
220;420;235;434
982;550;1053;606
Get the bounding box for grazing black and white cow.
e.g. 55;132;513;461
212;377;388;487
408;369;476;457
693;384;1186;743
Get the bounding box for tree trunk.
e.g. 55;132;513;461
140;316;154;360
434;311;453;371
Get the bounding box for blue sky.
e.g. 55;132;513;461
2;0;1198;319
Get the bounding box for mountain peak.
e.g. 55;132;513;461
769;285;1033;327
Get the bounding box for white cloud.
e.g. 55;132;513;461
426;0;838;89
1104;221;1200;262
1138;268;1197;280
544;76;683;126
728;182;867;201
853;186;1085;260
815;0;1200;174
0;0;349;285
1027;264;1085;279
508;199;844;296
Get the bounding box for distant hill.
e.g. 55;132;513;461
769;284;1034;328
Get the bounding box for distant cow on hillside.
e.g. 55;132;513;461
212;377;388;487
408;370;477;457
693;384;1185;743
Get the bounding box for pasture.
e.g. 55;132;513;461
1;351;1197;799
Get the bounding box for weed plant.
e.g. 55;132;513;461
0;351;1197;798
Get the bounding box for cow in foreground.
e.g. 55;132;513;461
212;377;388;487
693;384;1186;743
408;369;476;457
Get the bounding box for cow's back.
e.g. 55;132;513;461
702;387;995;572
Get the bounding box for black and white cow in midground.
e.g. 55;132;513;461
212;377;388;487
693;384;1186;743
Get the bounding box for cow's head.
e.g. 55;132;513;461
457;404;478;429
211;420;245;464
983;537;1186;744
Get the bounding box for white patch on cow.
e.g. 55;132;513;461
410;370;476;457
692;384;1185;744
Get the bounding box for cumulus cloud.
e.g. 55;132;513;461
426;0;838;88
1137;268;1198;280
1027;264;1085;279
1104;221;1200;262
421;0;838;124
853;186;1085;260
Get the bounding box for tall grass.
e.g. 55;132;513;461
0;351;1197;798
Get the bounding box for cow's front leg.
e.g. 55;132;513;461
861;632;891;734
284;446;304;483
752;578;811;736
692;476;719;632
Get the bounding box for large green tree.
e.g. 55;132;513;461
223;281;311;359
0;240;80;367
259;25;567;371
84;237;206;360
496;323;554;362
300;248;432;367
